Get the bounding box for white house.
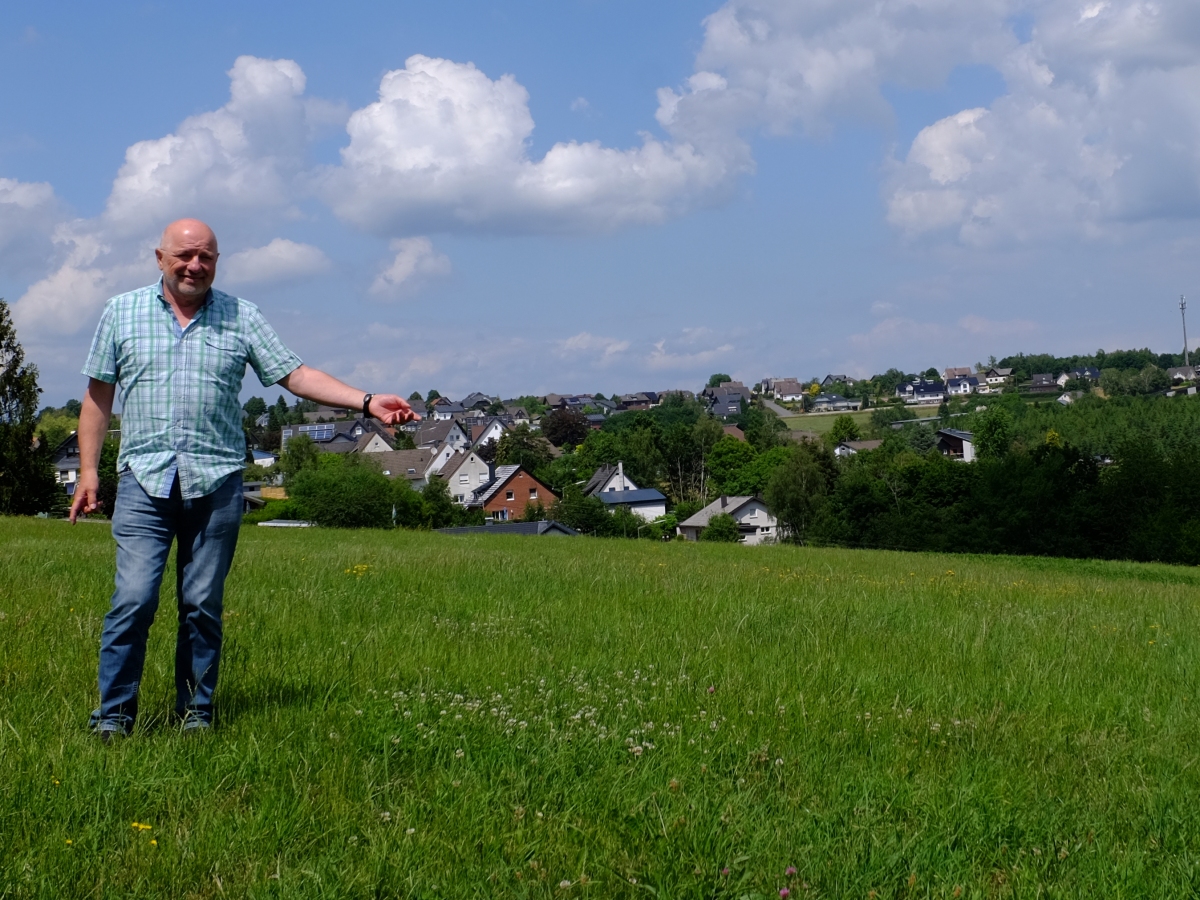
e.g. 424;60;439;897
583;461;639;496
470;417;509;450
946;376;979;395
415;420;469;452
834;439;883;457
440;450;495;504
597;489;668;521
677;496;778;545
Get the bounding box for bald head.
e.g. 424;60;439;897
156;219;219;304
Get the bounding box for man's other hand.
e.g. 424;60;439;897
368;394;421;425
69;473;102;523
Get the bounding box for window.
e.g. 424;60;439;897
505;490;514;501
479;472;488;483
529;488;537;499
459;473;469;484
749;508;758;518
406;468;416;475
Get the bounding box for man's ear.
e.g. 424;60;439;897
154;248;165;270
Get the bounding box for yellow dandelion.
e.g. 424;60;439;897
150;839;158;846
65;839;72;845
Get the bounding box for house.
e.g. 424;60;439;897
583;462;639;496
585;414;607;429
811;393;861;412
946;376;980;395
437;520;579;537
941;366;973;381
251;449;276;468
980;367;1013;393
432;402;466;421
1057;391;1086;406
414;420;469;452
772;379;807;402
373;449;436;488
459;392;495;410
677;495;778;545
1029;373;1058;392
936;429;975;462
281;417;389;450
597;488;668;521
1055;367;1101;387
440;450;495;504
589;397;618;415
254;412;271;428
1167;366;1197;383
617;392;654;411
51;432;81;496
656;389;696;404
502;405;531;425
834;439;883;457
469;417;509;450
722;425;746;442
896;378;946;405
821;374;857;389
467;465;558;521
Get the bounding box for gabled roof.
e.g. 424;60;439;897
372;449;434;480
838;440;883;452
679;495;760;528
469;465;522;506
415;419;465;447
436;520;579;536
596;488;667;505
937;429;974;441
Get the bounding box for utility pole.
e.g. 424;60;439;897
1183;295;1191;368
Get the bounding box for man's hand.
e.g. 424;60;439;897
368;394;421;425
69;472;102;523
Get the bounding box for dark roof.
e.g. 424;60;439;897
372;449;433;479
582;464;617;496
469;464;521;506
596;488;667;505
436;520;579;536
937;429;974;441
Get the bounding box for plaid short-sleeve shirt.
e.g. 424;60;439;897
82;279;302;499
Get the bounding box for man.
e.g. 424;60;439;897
71;218;418;740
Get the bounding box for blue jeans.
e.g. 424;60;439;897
91;469;243;732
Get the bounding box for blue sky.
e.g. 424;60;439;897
3;1;1198;406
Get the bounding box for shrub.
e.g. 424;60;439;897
289;457;394;528
699;513;740;542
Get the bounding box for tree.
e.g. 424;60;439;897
420;475;458;529
243;396;267;420
289;455;394;528
549;484;611;535
707;373;733;388
97;438;121;518
699;513;740;542
0;300;59;515
706;436;757;495
764;443;833;543
425;389;441;404
496;424;554;472
827;414;861;445
485;399;507;416
541;407;590;448
476;438;498;465
974;408;1014;460
277;435;321;484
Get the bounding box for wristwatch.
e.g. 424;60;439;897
362;393;374;419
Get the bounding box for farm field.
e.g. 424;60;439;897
4;518;1200;897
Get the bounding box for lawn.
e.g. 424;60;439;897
780;409;874;434
3;517;1200;898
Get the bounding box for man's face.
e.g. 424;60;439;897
156;229;218;300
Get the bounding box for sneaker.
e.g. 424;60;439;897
180;713;212;735
94;721;128;744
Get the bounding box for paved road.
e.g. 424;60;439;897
761;397;793;417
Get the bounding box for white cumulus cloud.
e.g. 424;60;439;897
322;54;748;235
369;237;451;297
221;238;331;287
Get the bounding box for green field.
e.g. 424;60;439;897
780;409;874;434
4;518;1200;897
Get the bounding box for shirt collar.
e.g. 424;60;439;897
155;276;213;311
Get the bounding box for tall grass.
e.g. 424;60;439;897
3;517;1200;897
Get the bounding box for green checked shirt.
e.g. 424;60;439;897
82;279;302;500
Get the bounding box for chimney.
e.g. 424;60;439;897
617;461;625;490
720;496;727;508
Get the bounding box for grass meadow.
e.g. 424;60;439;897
4;518;1200;898
779;409;874;435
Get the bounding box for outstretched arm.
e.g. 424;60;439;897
278;364;420;426
69;378;116;523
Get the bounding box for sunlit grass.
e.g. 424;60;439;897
3;517;1200;897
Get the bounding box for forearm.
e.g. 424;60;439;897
78;379;115;475
278;365;367;411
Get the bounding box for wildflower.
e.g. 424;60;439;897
380;812;391;822
559;880;571;889
65;840;72;845
150;839;158;846
780;889;790;898
455;748;465;758
785;866;797;876
775;758;784;766
721;868;730;876
708;685;716;694
669;779;680;791
406;827;416;835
